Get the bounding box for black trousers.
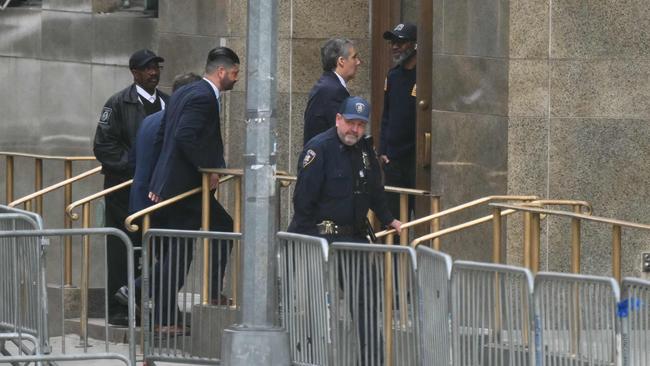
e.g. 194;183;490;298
104;176;142;316
328;235;383;366
153;193;233;324
383;153;416;221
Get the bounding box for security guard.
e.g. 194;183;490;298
380;22;418;219
93;49;169;326
289;96;401;242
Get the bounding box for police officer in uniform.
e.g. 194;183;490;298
93;49;169;326
289;96;401;241
289;96;400;365
379;23;418;220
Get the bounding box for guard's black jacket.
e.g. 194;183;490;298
93;84;169;180
288;127;394;236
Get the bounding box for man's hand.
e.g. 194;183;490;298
210;173;220;190
380;155;390;164
148;192;161;203
388;219;402;232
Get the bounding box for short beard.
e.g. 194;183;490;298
393;49;415;66
342;134;360;146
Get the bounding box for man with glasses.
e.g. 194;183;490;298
93;49;169;326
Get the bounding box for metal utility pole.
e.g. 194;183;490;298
220;0;290;365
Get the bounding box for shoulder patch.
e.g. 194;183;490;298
411;84;417;97
99;107;112;124
302;149;317;168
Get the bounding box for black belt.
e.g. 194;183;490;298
316;220;357;236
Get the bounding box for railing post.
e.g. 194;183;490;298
492;207;502;264
64;160;73;287
5;155;13;203
384;233;394;366
523;212;531;269
399;193;408;228
571;205;581;274
530;213;541;273
612;225;622;283
79;202;91;348
430;195;440;250
233;176;242;306
34;158;43;215
201;172;211;304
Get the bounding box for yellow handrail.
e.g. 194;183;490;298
376;195;539;242
0;151;96;161
66;180;133;220
124;175;236;232
8;166;102;208
491;202;650;282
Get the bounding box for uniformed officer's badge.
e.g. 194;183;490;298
99;107;112;124
355;103;365;114
411;84;417;97
302;149;316;168
362;151;370;170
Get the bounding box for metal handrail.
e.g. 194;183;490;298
0;151;96;161
66;180;133;220
376;195;539;250
124;174;237;232
491;202;650;282
8;166;102;208
3;151;97;214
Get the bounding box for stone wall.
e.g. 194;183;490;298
507;0;650;278
430;0;509;262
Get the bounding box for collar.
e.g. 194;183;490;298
333;71;347;89
135;85;165;109
203;77;221;101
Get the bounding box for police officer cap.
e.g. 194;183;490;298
339;96;370;123
129;49;164;69
383;22;417;42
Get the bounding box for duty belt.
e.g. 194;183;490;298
316;220;356;236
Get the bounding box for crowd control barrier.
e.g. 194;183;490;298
141;229;241;366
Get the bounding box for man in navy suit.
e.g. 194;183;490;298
112;73;204;312
147;47;240;330
128;72;203;215
302;38;361;145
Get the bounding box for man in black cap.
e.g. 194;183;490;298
379;22;418;220
93;48;169;326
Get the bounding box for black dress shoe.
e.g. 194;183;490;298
114;285;141;313
108;312;129;327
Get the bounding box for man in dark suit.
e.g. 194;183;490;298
302;38;361;145
148;47;240;330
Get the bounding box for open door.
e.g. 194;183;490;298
415;0;433;200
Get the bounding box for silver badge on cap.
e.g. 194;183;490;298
394;24;404;31
355;103;365;114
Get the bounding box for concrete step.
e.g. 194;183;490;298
64;317;143;344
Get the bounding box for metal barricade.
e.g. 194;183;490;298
0;352;131;365
0;228;137;365
0;212;49;357
620;277;649;366
142;229;241;365
534;272;620;366
329;242;419;366
0;204;44;229
416;245;452;366
277;232;330;366
451;261;535;366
